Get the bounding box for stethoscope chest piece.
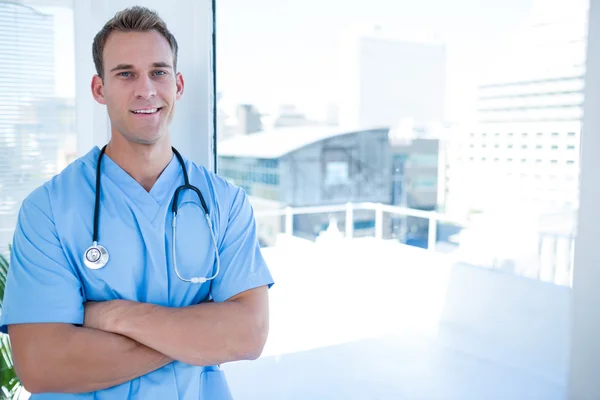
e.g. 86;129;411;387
84;242;109;270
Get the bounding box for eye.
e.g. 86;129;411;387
153;70;167;76
118;71;132;77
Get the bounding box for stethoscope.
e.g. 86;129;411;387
83;145;220;284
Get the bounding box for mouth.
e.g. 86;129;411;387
130;107;162;116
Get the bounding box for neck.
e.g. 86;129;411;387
104;134;173;192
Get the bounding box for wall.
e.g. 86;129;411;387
439;263;570;385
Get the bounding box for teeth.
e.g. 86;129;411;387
133;108;158;114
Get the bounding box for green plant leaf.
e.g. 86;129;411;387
0;247;21;399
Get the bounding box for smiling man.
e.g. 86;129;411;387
0;6;273;399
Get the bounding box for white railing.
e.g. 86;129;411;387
254;201;577;286
254;202;468;252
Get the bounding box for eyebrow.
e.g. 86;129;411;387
152;62;173;69
109;62;173;72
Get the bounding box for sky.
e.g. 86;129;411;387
36;0;590;124
215;0;537;122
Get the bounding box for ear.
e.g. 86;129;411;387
91;75;106;105
175;72;185;100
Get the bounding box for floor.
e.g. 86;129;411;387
221;240;568;399
223;329;566;400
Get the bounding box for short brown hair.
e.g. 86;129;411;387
92;6;179;79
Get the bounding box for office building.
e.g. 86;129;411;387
218;125;441;245
446;0;587;218
236;104;263;135
339;28;446;129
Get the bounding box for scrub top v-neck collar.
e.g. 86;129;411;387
91;146;183;224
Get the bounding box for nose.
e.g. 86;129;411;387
133;75;157;100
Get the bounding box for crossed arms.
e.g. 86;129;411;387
8;286;269;394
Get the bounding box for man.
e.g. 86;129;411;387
0;6;273;399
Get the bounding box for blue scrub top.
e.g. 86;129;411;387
0;147;274;399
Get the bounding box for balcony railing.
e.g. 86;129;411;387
253;201;575;286
256;202;465;250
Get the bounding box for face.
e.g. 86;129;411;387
91;30;184;146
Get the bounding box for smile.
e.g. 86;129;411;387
131;108;162;114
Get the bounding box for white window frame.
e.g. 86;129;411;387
569;0;600;397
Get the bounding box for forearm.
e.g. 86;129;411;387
9;323;172;394
106;289;269;366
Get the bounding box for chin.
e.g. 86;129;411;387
121;131;164;146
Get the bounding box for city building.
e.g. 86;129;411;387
218;125;442;245
445;0;588;218
236;104;263;135
338;27;446;130
389;137;441;246
441;0;588;283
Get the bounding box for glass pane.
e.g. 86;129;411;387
217;0;587;398
0;0;76;256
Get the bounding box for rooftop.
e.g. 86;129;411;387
217;126;387;159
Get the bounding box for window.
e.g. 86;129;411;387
410;154;438;167
412;176;437;190
325;161;349;185
0;1;76;255
217;0;587;397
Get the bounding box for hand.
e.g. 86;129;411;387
83;300;123;332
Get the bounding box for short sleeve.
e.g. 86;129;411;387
0;187;84;333
210;185;274;303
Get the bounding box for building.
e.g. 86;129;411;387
440;0;588;282
0;1;55;253
236;104;263;135
445;121;581;217
218;125;442;245
445;0;587;218
477;75;584;124
389;137;441;245
338;27;446;130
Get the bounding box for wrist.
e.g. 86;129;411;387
110;300;155;337
105;299;130;334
